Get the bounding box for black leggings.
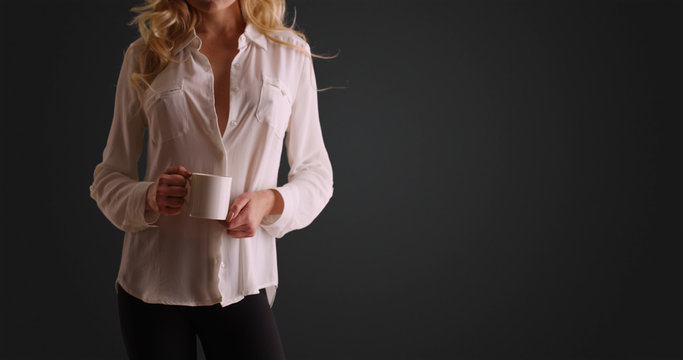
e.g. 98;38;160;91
116;284;285;360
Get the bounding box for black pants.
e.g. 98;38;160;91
116;284;285;360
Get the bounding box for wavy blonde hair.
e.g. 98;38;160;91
128;0;316;104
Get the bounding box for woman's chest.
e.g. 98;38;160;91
141;48;298;145
200;42;239;123
201;44;237;89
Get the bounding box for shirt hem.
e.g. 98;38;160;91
115;279;279;308
115;279;223;307
219;281;279;307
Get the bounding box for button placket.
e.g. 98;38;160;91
228;52;243;126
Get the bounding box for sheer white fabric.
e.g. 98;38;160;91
90;23;333;307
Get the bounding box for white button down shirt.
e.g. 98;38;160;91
90;23;333;307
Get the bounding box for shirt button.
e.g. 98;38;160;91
230;121;238;126
233;62;241;69
231;86;240;92
220;262;225;268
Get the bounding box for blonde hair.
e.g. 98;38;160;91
128;0;316;104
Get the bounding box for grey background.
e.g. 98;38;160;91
1;0;681;359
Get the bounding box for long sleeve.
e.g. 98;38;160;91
260;50;334;239
90;43;158;232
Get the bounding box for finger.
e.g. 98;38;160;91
227;195;251;223
226;217;243;230
159;174;189;187
178;165;192;178
165;166;192;178
159;197;185;208
227;229;255;238
157;185;187;198
227;220;256;237
230;229;255;238
159;205;181;216
156;189;187;204
158;202;182;212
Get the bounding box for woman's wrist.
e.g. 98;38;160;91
263;189;284;215
145;182;159;212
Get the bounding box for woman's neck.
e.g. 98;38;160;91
195;1;245;38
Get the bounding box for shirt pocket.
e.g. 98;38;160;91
255;76;292;138
143;79;190;145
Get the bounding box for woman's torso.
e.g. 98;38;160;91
117;24;311;307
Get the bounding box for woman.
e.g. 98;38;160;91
89;0;333;358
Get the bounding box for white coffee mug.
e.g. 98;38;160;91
189;173;232;220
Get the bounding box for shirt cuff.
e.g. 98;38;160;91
144;181;160;226
144;209;160;226
123;181;159;231
260;184;298;239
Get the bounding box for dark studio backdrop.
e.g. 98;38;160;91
0;0;681;359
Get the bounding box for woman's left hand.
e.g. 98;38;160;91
217;190;279;238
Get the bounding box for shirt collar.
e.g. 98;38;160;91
243;22;268;50
172;22;267;56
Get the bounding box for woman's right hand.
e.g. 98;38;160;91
145;166;192;216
